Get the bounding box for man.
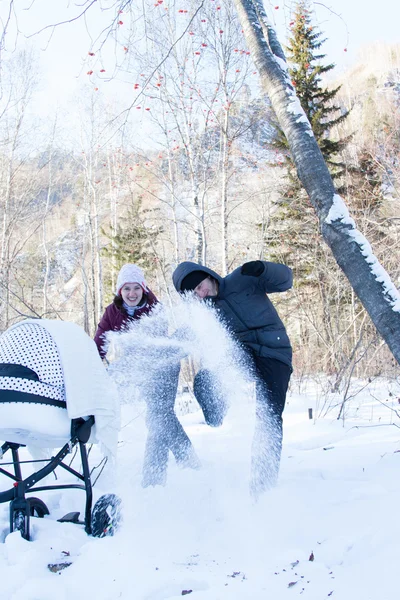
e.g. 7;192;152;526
172;259;293;495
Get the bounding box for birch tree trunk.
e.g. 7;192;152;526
167;152;180;265
42;116;58;317
233;0;400;363
220;107;229;276
107;152;118;294
81;173;91;335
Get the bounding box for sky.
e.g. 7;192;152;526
1;0;399;108
0;299;400;599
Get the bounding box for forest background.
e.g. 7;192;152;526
1;0;399;392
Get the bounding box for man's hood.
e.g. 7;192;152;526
172;261;222;293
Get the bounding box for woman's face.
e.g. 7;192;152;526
120;282;144;307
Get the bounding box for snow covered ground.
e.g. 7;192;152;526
1;375;399;600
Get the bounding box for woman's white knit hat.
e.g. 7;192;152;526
116;264;149;295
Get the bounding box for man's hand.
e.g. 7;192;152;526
241;260;265;277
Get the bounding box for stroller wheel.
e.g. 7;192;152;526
27;497;50;518
10;497;49;541
91;493;121;538
12;509;29;540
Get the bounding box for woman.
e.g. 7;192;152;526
95;263;199;487
94;263;158;359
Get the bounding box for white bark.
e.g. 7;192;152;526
42;116;58;317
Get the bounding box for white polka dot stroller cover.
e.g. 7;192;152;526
0;322;71;447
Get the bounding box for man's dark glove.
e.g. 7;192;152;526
240;260;265;277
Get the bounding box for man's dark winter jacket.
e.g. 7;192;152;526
94;291;158;358
172;261;293;368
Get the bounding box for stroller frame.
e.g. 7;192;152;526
0;417;94;540
0;322;121;542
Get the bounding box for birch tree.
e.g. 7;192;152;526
232;0;400;364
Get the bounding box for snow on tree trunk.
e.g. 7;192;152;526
232;0;400;364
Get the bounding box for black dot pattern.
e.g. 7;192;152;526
0;323;65;402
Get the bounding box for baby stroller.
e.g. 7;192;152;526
0;319;121;541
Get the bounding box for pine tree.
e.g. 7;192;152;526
262;3;397;375
261;1;355;372
101;196;162;301
277;0;350;186
266;1;351;271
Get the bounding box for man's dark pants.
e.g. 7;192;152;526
193;353;291;494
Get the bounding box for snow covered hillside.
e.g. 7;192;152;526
1;376;399;600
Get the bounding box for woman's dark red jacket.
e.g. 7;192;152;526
94;291;158;358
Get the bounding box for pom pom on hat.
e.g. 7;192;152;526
116;264;149;295
180;270;208;292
